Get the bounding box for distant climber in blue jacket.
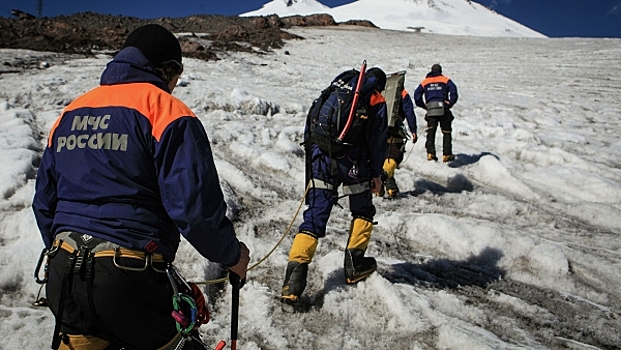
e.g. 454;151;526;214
413;64;459;163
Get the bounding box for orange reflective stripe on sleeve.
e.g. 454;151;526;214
48;83;196;147
401;89;410;98
369;91;386;106
420;75;450;88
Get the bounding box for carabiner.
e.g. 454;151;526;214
166;265;198;335
34;248;49;284
171;293;197;335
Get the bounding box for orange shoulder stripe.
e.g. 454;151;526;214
49;83;195;146
401;89;409;97
421;75;450;87
47;115;64;147
369;91;386;106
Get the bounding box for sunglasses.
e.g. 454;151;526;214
161;60;183;74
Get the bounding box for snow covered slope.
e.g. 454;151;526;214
1;25;620;349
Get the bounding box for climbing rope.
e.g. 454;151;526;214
402;142;416;164
193;182;311;285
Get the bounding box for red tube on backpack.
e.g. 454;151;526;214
337;60;367;142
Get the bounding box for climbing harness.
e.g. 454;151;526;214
309;178;370;196
33;183;314;349
33;233;216;349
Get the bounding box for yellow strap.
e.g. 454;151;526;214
58;334;110;350
156;333;183;350
94;249;165;262
57;333;182;350
57;240;165;262
57;241;77;254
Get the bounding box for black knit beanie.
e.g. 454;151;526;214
366;67;386;92
431;64;442;73
122;24;182;68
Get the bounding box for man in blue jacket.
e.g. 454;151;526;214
281;67;387;303
413;64;459;163
32;24;249;350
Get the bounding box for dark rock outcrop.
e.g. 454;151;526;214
0;11;378;61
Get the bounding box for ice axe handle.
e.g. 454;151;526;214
229;273;241;350
229;271;245;289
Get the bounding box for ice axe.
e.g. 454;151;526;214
229;272;242;350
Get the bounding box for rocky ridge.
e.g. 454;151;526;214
0;11;377;62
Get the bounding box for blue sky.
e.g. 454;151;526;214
0;0;619;38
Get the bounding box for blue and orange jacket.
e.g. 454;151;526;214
32;47;241;265
413;71;459;109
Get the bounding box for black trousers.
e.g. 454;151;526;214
386;140;405;165
46;247;180;350
425;109;454;155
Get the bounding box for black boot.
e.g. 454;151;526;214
344;248;377;284
377;170;388;197
384;177;399;198
281;261;308;303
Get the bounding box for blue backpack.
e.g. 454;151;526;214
307;69;381;157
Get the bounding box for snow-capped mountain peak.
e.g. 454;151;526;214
241;0;546;38
242;0;330;17
282;0;316;6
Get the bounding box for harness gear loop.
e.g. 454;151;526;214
113;247;149;271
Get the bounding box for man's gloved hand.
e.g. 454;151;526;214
370;177;382;194
229;241;250;288
411;132;418;144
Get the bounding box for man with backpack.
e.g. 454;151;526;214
413;64;459;163
380;71;418;198
32;24;249;349
281;66;388;303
